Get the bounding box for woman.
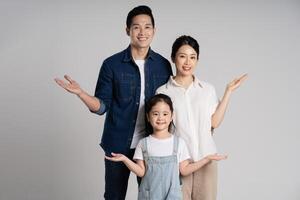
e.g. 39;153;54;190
156;35;247;200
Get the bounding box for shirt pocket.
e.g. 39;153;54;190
116;73;136;101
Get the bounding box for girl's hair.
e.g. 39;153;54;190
171;35;200;61
145;94;175;136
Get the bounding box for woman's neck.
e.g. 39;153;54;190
174;75;194;89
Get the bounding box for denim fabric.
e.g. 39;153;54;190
104;149;139;200
92;46;172;154
138;136;182;200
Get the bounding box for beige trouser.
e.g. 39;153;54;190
181;161;218;200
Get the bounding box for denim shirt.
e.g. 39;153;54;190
92;46;172;154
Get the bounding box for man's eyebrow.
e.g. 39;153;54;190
131;23;153;26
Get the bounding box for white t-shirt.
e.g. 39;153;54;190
133;135;191;163
156;76;219;161
130;59;146;148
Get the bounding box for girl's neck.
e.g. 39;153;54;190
151;130;172;139
174;75;194;89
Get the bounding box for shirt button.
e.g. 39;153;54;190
136;102;139;105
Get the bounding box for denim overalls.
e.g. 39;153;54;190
138;136;182;200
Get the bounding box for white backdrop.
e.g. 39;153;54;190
1;0;299;199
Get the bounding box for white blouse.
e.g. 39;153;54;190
156;76;219;161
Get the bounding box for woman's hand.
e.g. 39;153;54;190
226;74;248;93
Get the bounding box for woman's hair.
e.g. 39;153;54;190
171;35;200;61
145;94;175;136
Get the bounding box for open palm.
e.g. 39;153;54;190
54;75;82;95
227;74;248;92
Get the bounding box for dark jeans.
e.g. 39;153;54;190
104;149;141;200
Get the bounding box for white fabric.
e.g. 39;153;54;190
130;59;146;148
133;135;191;163
156;76;219;161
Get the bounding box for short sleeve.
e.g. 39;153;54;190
133;140;144;161
178;138;191;162
210;86;219;116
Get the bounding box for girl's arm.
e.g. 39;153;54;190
211;74;248;128
105;153;146;177
179;154;227;176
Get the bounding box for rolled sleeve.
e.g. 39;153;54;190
94;61;113;113
90;98;106;115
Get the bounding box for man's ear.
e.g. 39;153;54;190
126;27;130;36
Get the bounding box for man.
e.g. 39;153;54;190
55;5;172;200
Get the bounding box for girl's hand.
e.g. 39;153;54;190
226;74;248;93
105;152;126;162
205;154;228;161
54;75;83;95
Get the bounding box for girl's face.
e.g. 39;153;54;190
174;44;198;77
147;101;173;132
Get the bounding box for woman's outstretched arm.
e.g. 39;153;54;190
211;74;248;128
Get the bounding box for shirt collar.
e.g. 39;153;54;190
123;45;155;62
167;75;203;89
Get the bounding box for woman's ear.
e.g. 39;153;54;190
126;27;130;36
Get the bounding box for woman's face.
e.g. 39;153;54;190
174;44;198;77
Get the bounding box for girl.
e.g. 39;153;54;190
156;35;247;200
105;94;227;200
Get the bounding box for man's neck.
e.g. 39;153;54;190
131;46;149;60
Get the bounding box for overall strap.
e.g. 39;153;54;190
141;137;149;158
172;135;179;155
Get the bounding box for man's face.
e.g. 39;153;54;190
127;14;155;49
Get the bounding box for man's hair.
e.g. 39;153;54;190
126;5;155;29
